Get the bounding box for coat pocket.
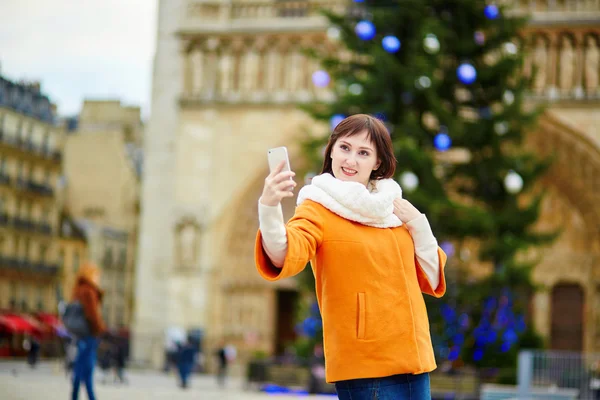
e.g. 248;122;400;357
357;292;366;339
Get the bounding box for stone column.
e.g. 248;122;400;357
132;0;184;369
547;32;560;99
532;289;551;340
573;32;585;98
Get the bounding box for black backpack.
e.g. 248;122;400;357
61;301;91;338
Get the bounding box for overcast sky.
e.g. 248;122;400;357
0;0;158;119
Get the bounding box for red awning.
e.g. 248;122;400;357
0;314;43;334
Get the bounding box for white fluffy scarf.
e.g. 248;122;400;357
296;173;403;228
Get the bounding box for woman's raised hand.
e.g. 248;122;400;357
393;198;422;223
260;161;297;206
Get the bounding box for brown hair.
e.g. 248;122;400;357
321;114;396;180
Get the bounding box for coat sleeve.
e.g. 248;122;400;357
79;286;106;335
415;247;447;298
255;201;324;281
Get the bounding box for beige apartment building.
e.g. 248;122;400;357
62;99;141;330
134;0;600;369
0;77;65;315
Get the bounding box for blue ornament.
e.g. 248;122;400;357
457;63;477;85
484;4;500;19
330;114;345;131
434;133;452;151
312;70;330;87
473;348;484;361
448;347;460;361
382;35;401;53
500;341;511;353
374;112;386;121
440;241;455;257
355;21;376;41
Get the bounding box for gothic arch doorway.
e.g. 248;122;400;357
550;283;584;351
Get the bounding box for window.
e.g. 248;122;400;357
23;238;30;259
119;248;127;267
58;249;65;268
9;282;17;308
37;287;44;311
103;247;113;268
39;244;48;263
73;251;80;272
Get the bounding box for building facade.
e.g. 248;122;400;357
62;99;141;331
0;76;65;315
134;0;600;368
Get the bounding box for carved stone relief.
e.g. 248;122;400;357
175;217;201;269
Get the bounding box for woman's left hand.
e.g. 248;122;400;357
393;198;422;223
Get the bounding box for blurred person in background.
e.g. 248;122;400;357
112;337;128;384
70;262;106;400
256;114;447;399
23;334;41;368
215;339;230;388
175;335;198;389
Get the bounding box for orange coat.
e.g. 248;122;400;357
255;199;447;383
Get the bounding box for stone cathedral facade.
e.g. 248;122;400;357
133;0;600;369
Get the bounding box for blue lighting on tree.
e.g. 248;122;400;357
473;348;484;361
355;21;376;41
382;35;401;53
457;63;477;85
330;114;345;131
484;4;500;19
312;70;330;87
434;133;452;151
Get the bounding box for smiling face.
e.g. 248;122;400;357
330;130;381;187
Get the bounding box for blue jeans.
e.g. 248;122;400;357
335;372;431;400
71;337;98;400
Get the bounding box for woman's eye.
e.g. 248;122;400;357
340;145;349;151
360;151;370;156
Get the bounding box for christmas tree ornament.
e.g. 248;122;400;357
503;42;518;57
457;63;477;85
326;26;341;41
399;171;419;192
330;114;345;130
348;83;363;95
434;133;452;151
440;241;455;257
494;121;509;136
374;112;386;121
415;76;432;89
504;170;523;194
355;20;376;41
382;35;401;53
503;90;515;105
312;70;330;87
484;4;499;19
479;107;492;119
423;34;440;54
474;30;485;45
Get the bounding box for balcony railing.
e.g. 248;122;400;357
0;256;60;274
0;214;54;235
0;130;62;163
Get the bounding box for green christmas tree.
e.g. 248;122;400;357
296;0;555;378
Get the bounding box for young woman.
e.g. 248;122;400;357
255;114;447;399
70;262;106;400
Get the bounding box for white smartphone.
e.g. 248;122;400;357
267;146;292;175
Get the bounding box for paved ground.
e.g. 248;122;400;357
0;360;337;400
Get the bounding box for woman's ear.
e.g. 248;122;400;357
374;159;382;170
